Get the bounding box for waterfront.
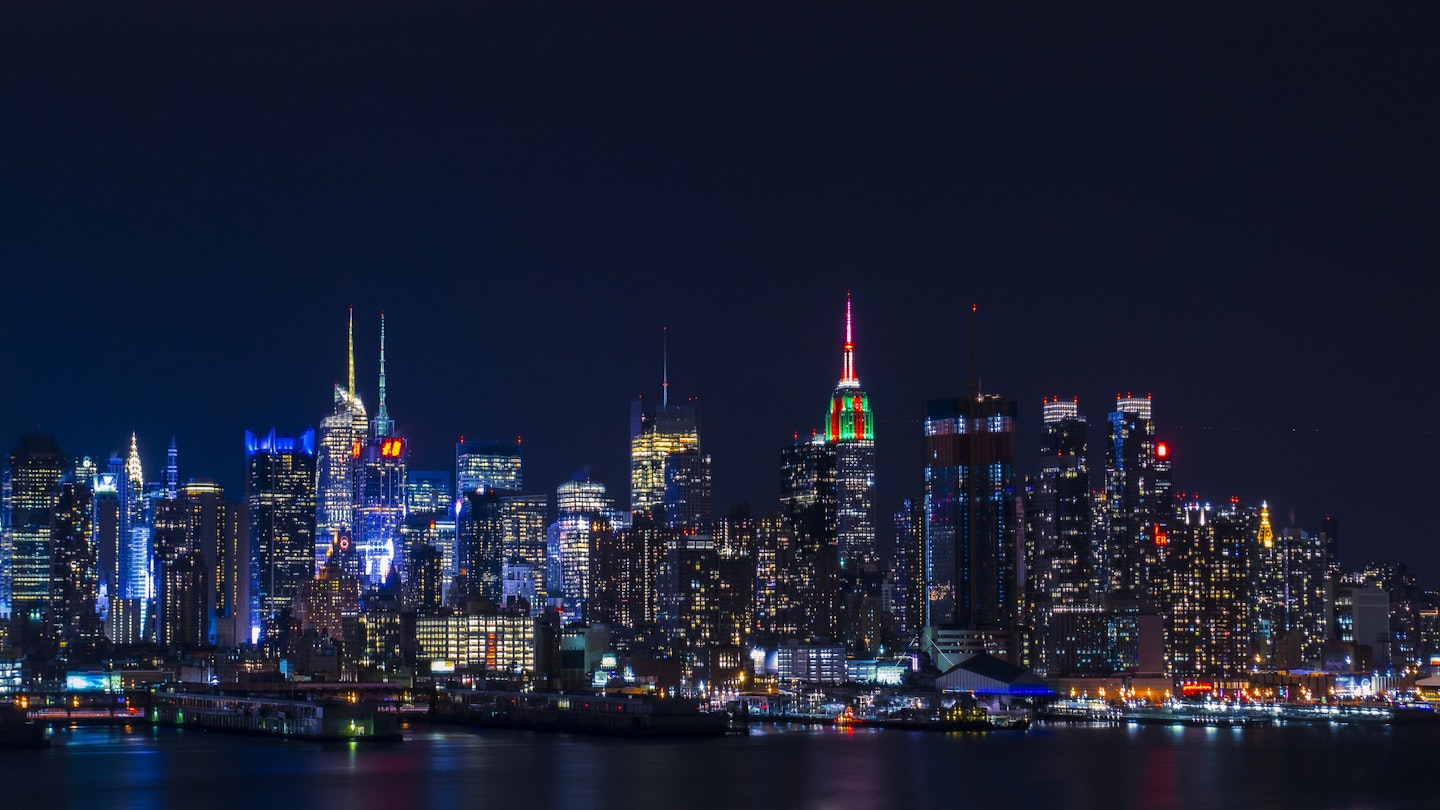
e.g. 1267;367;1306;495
2;721;1434;809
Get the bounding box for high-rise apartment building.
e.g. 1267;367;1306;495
1100;395;1171;606
1168;499;1251;681
923;391;1018;655
780;435;840;642
50;477;101;646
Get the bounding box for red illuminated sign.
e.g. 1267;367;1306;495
380;438;405;457
1155;442;1169;459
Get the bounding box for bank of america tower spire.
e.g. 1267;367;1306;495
824;291;876;565
354;311;407;585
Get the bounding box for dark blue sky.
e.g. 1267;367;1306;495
3;4;1437;575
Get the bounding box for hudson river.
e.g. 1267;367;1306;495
3;721;1433;809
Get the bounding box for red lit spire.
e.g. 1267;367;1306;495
839;290;858;388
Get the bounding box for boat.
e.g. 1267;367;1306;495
433;689;729;737
149;691;402;742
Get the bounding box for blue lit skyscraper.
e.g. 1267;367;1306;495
353;313;407;585
246;428;317;632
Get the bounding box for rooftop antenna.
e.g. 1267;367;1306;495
374;311;393;437
840;290;857;386
969;303;979;398
662;325;669;409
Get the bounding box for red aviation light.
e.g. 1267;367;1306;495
1155;442;1169;459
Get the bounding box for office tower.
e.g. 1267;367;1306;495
823;292;877;566
546;471;613;623
923;390;1019;651
50;477;101;646
714;507;757;650
780;435;840;642
1100;395;1171;605
215;499;250;647
629;354;699;520
119;433;150;604
589;520;638;630
354;313;408;585
662;447;713;530
405;470;453;515
457;488;507;606
90;472;120;619
416;611;535;677
502;492;549;615
317;310;369;573
348;585;406;681
152;496;202;647
405;543;444;615
1249;502;1284;667
246;428;317;630
456;440;523;497
179;481;226;646
1167;499;1251;681
9;434;66;627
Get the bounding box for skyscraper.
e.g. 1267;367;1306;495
662;447;713;530
630;341;699;520
780;434;840;642
923;391;1019;654
456;440;523;498
50;477;101;647
547;471;614;623
353;313;408;585
1167;498;1251;681
246;428;317;632
1028;397;1094;606
8;434;66;628
822;292;876;566
316;309;368;573
119;434;151;605
1100;395;1171;606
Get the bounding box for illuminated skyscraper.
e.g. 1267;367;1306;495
923;390;1019;653
50;477;101;646
8;434;66;628
780;434;840;642
502;492;549;615
547;471;614;623
90;471;120;618
246;428;317;630
1100;395;1172;606
1028;398;1094;605
316;309;368;573
119;434;151;604
456;440;523;498
180;480;228;647
353;313;408;585
630;336;699;520
823;292;876;566
1167;498;1251;681
662;447;713;530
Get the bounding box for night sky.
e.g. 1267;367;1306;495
3;5;1436;575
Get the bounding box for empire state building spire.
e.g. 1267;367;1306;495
839;289;858;389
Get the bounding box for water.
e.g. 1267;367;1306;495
2;721;1433;809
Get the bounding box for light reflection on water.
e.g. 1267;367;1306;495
1;722;1433;810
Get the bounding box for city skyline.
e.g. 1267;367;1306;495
4;5;1436;577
